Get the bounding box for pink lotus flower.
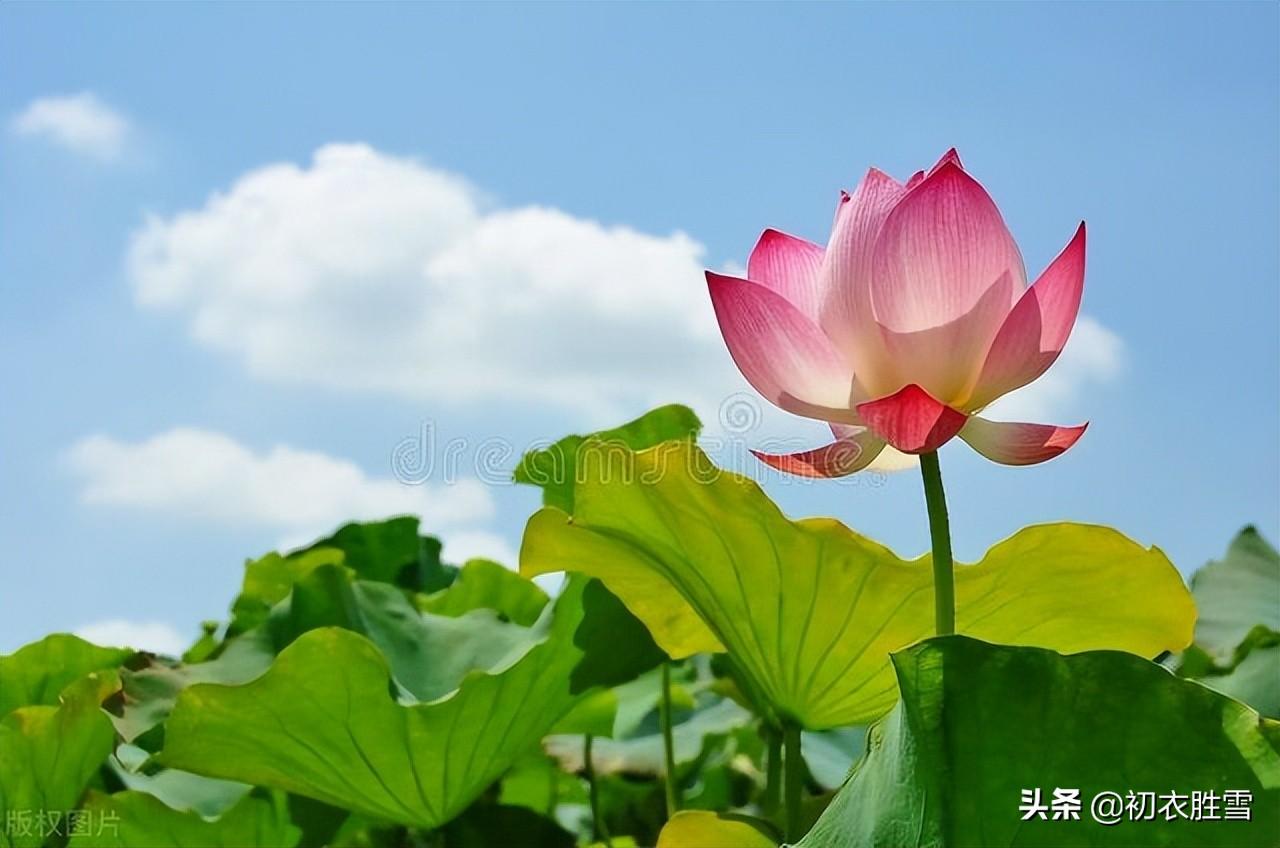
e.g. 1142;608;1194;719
707;149;1088;477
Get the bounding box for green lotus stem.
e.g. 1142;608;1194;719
660;661;679;816
584;734;611;846
919;450;956;636
783;721;803;841
762;726;782;817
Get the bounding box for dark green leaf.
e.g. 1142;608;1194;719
441;803;576;847
570;579;668;692
303;516;453;592
800;636;1280;847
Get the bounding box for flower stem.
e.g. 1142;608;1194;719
783;721;803;841
762;727;782;818
660;662;679;817
919;450;956;636
584;734;611;846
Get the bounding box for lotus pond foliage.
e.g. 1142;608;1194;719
0;404;1276;847
3;151;1278;847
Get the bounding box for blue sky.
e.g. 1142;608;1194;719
2;3;1276;654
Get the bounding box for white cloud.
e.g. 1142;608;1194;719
11;92;130;160
75;619;187;656
64;427;495;542
126;143;737;425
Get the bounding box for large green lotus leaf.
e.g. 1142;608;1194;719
1190;526;1280;660
657;811;778;847
68;791;299;848
418;558;549;626
521;442;1195;728
515;403;702;512
798;636;1280;848
158;579;606;830
0;673;117;848
0;634;133;718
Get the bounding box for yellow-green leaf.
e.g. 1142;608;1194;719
656;811;778;847
521;442;1195;728
0;634;132;718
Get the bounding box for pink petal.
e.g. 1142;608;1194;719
928;147;963;175
958;416;1088;465
818;169;906;385
707;271;858;423
968;223;1087;409
870;161;1025;333
876;271;1015;406
752;425;885;478
747;229;826;321
905;169;926;190
855;384;968;454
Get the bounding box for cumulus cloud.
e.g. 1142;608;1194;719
124;143;1123;452
11;92;130;160
64;427;496;544
126;143;737;424
75;619;187;656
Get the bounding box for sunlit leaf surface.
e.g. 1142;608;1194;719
522;442;1195;727
158;579;609;829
